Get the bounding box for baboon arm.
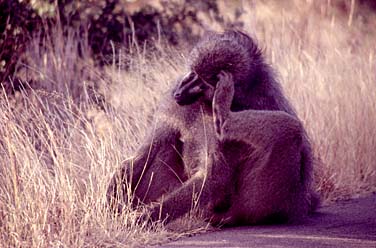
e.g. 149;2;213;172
213;71;234;137
128;126;182;188
107;125;183;206
149;172;210;222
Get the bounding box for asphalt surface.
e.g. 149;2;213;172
160;194;376;248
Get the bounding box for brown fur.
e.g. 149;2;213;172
209;71;316;225
107;30;319;224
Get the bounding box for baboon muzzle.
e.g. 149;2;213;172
173;71;216;106
173;71;202;105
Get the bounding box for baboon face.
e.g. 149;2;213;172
173;71;218;106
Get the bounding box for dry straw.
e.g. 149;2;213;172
1;1;375;247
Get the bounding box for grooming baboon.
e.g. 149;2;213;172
107;30;318;224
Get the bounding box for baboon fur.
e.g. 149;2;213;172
209;71;315;225
107;30;319;225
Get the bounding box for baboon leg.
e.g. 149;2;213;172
220;126;308;225
209;71;238;215
207;151;234;216
148;172;211;222
107;125;186;210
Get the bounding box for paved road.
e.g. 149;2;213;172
161;194;376;248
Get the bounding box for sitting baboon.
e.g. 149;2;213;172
107;30;319;224
208;71;315;225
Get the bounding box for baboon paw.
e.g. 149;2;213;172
217;71;234;90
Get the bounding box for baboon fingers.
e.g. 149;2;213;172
217;71;233;88
215;71;234;109
213;71;235;138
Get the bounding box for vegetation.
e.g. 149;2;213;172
0;0;230;86
0;0;375;247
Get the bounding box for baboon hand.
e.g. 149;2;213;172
216;71;234;92
213;71;234;139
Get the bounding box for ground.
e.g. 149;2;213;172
159;194;376;248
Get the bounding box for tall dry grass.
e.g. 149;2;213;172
0;27;182;248
244;1;376;200
1;1;375;247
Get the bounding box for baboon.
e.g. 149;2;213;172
107;30;319;224
208;71;316;225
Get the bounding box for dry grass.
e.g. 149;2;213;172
1;1;375;247
245;1;376;200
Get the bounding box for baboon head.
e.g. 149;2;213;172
173;71;218;105
173;30;263;107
